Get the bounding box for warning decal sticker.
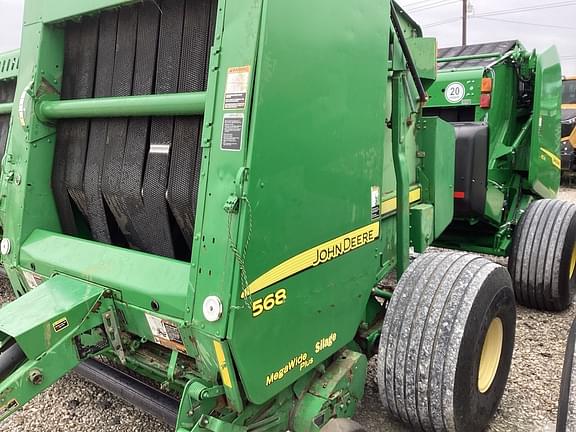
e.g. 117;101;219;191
371;186;381;220
145;313;187;354
221;113;244;152
224;65;250;110
52;317;69;333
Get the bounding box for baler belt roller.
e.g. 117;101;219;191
75;359;179;427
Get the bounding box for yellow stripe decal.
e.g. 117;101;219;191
241;222;380;299
213;341;233;388
381;187;422;215
541;147;561;170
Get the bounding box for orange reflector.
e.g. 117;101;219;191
454;192;465;199
480;94;492;109
481;78;493;93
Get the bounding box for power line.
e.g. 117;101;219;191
422;17;461;28
403;0;444;8
407;0;460;12
475;2;576;17
474;16;574;31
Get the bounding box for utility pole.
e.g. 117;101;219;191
462;0;468;46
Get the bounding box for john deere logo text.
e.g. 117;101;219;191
312;229;377;266
241;222;380;299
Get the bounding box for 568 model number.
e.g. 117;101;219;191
252;289;287;318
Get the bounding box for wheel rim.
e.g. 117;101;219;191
478;317;503;394
570;244;576;280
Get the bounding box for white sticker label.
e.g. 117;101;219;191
445;82;466;104
22;270;44;289
371;186;381;220
221;113;244;151
145;313;187;354
224;66;251;110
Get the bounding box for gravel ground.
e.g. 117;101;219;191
1;189;576;432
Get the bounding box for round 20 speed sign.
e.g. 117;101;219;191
445;82;465;104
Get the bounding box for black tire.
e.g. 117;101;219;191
378;252;516;432
321;419;366;432
557;316;576;432
509;199;576;312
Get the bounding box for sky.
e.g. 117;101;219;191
396;0;576;75
0;0;574;74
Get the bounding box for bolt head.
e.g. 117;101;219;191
29;369;43;385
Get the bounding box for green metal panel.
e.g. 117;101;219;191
426;69;483;108
19;230;191;319
227;0;391;404
186;0;263;339
528;46;562;198
0;275;103;358
406;38;437;84
0;18;64;260
417;116;455;236
410;204;434;253
24;0;136;24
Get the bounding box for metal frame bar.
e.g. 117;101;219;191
37;91;207;120
438;52;501;63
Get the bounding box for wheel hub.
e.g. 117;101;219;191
570;244;576;279
478;317;503;394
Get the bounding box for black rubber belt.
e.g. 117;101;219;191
101;7;138;247
106;2;161;253
53;0;218;260
0;80;16;160
53;18;99;235
82;11;119;244
167;0;215;251
141;0;186;258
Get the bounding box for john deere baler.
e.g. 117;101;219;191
0;2;569;432
426;41;562;256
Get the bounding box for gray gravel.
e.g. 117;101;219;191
1;189;576;432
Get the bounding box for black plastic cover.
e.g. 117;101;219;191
453;123;488;218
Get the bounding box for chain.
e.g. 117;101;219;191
227;196;254;309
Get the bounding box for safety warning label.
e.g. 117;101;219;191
145;313;187;354
224;65;250;110
371;186;381;220
221;113;244;151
